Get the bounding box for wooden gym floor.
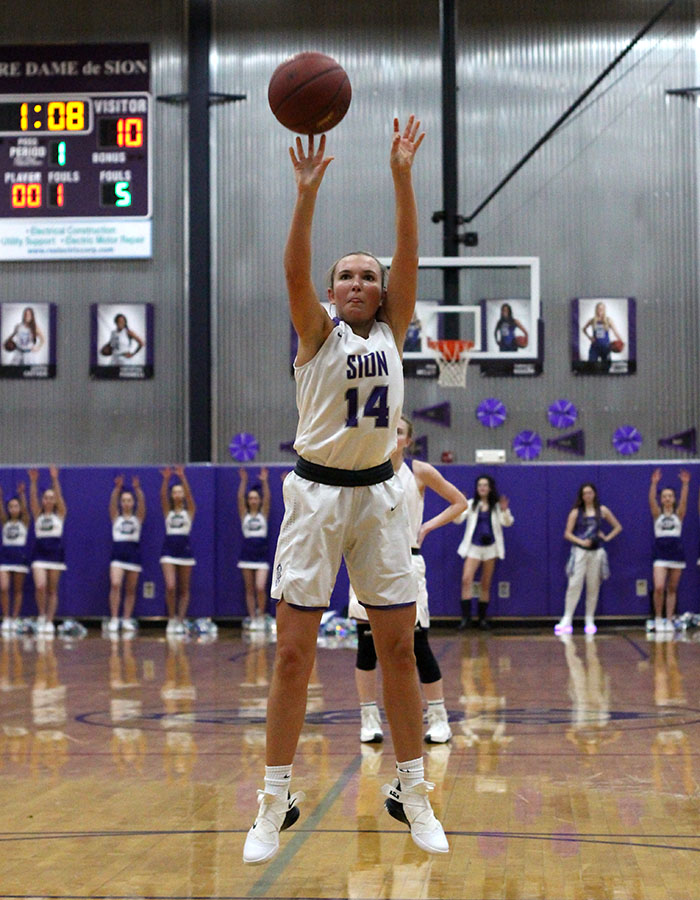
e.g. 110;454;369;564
1;623;699;900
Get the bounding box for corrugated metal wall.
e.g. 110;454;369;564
213;0;699;463
1;1;698;464
0;0;187;464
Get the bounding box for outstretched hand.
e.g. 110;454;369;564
289;133;334;193
390;115;425;173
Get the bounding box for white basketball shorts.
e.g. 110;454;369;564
271;471;417;610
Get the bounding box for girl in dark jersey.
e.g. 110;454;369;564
556;483;622;634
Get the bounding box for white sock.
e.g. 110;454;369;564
361;701;379;710
264;764;292;797
396;757;424;790
427;699;446;710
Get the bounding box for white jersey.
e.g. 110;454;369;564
654;512;682;538
242;512;268;540
14;323;35;353
293;319;403;469
35;513;64;539
397;461;423;549
165;509;192;536
112;515;141;543
109;328;132;364
3;519;28;547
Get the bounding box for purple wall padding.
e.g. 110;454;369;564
2;463;697;620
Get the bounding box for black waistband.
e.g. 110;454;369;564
411;547;422;556
294;457;394;487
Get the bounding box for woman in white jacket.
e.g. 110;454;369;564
457;475;513;629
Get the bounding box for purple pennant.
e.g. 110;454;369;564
229;432;260;462
476;398;507;429
612;425;642;456
513;430;542;461
548;399;578;429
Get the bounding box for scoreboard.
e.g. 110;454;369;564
0;92;150;219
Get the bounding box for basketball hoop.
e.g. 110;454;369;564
427;339;474;388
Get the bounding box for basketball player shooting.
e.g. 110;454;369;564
243;116;450;864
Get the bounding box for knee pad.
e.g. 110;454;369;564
414;628;442;684
355;623;378;671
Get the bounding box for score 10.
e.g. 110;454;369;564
10;179;133;209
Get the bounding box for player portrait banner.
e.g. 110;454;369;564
0;301;56;378
571;297;636;375
90;302;153;379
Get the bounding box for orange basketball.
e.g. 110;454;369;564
610;340;624;353
515;335;528;349
268;52;351;135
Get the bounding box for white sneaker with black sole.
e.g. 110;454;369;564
382;779;449;854
243;789;305;865
360;704;383;744
424;705;452;744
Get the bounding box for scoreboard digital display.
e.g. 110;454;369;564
0;92;150;219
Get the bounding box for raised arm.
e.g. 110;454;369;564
285;134;335;366
382;116;425;350
109;474;124;522
677;469;690;520
237;468;248;521
50;466;67;518
649;468;661;518
132;475;146;523
28;468;40;518
260;467;270;518
159;467;172;517
174;465;196;520
413;460;467;546
17;482;29;527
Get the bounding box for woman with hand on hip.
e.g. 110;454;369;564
457;475;514;630
556;482;622;635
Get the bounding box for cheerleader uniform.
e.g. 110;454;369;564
0;519;29;574
237;512;269;571
31;513;66;571
111;515;142;572
653;513;685;569
159;509;195;566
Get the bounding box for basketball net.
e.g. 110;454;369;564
426;339;474;388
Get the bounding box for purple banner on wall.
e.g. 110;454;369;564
0;44;150;93
0;301;56;378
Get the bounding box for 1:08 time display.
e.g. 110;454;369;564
0;100;89;134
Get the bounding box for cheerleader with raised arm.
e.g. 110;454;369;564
159;466;196;636
28;466;67;636
0;482;30;634
237;467;271;630
649;468;689;633
107;474;146;635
